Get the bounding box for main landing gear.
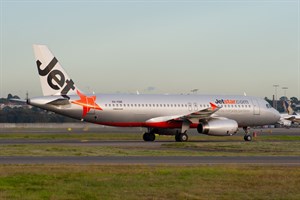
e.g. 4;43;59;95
175;132;188;142
142;129;189;142
243;127;252;142
143;132;155;142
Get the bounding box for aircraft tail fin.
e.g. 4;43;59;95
33;45;80;96
283;100;297;115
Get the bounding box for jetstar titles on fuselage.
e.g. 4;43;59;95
215;99;249;105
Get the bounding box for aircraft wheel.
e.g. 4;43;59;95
244;135;252;141
143;132;155;142
175;133;188;142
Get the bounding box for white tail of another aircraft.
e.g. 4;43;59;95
282;100;297;115
33;45;79;96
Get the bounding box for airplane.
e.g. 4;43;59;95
27;45;281;142
279;101;300;127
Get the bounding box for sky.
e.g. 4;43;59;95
1;0;299;99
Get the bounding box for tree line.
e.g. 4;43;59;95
0;94;77;123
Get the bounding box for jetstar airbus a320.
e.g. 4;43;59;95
27;45;280;142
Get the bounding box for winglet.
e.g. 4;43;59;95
210;102;218;111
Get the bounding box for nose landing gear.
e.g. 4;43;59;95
244;134;252;141
243;127;252;141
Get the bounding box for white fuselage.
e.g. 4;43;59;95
29;94;280;129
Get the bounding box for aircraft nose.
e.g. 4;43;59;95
272;108;281;121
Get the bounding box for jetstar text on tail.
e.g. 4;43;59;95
36;57;75;95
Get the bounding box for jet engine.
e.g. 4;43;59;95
197;118;238;136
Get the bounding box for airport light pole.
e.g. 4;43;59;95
273;84;279;109
282;87;288;98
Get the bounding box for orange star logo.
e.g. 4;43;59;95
72;90;102;117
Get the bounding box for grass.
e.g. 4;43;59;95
0;144;197;156
162;141;300;156
0;165;299;200
0;130;299;199
0;131;299;141
0;140;299;156
0;131;299;156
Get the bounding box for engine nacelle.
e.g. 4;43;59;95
197;118;238;136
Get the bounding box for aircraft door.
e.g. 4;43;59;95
252;99;260;115
188;103;192;111
193;102;198;111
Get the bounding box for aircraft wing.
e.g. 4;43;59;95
283;116;296;121
146;102;221;124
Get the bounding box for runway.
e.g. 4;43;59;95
0;156;299;165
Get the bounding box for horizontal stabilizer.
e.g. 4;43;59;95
46;98;70;106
